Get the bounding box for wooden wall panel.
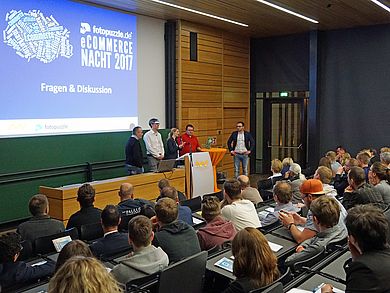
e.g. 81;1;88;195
177;20;250;178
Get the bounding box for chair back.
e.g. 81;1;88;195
79;222;104;241
249;268;291;293
291;247;326;273
326;237;348;252
158;251;207;293
259;221;281;234
18;240;33;261
260;282;283;293
33;227;78;255
203;191;224;201
181;196;202;212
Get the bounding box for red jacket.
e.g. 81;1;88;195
197;216;237;250
179;133;201;156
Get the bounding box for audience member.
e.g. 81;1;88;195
257;159;283;200
66;184;101;232
368;148;380;165
143;118;164;172
380;150;390;167
335;146;346;163
279;179;322;243
48;256;122;293
261;181;299;227
0;232;55;290
314;166;337;197
334;158;359;197
197;196;236;251
221;179;261;231
55;240;93;272
318;157;332;171
227;121;255;178
17;194;64;242
179;124;201;156
321;205;390;293
237;175;263;205
158;186;193;225
286;163;306;203
326;151;342;175
284;197;347;267
369;162;390;204
357;151;370;182
222;228;279;292
281;157;294;177
152;198;200;263
125;126;144;175
157;178;186;202
90;205;130;258
165;128;185;159
117;183;155;232
111;215;168;285
342;166;385;210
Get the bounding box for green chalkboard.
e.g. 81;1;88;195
0;129;170;224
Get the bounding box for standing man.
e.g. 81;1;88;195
179;124;202;156
125;126;144;175
227;121;255;178
143;118;164;172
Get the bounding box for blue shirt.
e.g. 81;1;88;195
178;205;193;225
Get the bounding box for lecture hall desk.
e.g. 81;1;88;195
40;169;185;225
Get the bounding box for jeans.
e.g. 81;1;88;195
125;164;144;175
234;154;249;178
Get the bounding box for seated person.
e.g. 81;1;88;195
326;150;342;176
117;183;155;232
48;257;122;293
111;215;169;284
0;232;55;290
342;166;385;210
55;240;93;272
357;151;371;182
279;179;322;243
334;158;359;197
221;179;261;231
281;157;294;177
257;159;284;200
152;198;200;263
157;179;186;202
321;205;390;293
223;228;279;292
66;184;101;233
261;181;299;227
284;196;347;267
286;163;306;204
158;186;193;225
314;166;338;197
369;162;390;204
197;196;236;251
237;175;263;205
17;194;64;242
90;205;130;258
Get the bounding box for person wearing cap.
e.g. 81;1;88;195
179;124;201;156
286;163;306;204
143;118;164;172
66;184;102;232
279;179;325;243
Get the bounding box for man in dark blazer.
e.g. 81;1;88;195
17;194;65;242
125;126;144;175
227;121;255;178
0;232;55;290
90;205;131;258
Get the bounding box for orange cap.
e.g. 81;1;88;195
300;179;324;195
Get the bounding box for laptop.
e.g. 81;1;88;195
155;159;176;173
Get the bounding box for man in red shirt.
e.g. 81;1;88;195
179;124;202;156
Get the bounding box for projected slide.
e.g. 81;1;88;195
0;0;137;137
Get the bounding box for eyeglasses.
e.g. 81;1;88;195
236;125;243;128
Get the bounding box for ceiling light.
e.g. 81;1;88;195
370;0;390;13
149;0;249;27
256;0;319;24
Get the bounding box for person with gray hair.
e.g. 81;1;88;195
380;151;390;167
17;194;65;242
286;163;306;204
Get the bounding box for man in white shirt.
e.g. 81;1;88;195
143;118;164;172
227;121;255;178
221;178;261;231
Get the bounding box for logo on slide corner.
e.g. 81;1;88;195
80;22;91;34
3;9;73;63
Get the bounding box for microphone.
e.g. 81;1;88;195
302;266;346;284
189;142;192;155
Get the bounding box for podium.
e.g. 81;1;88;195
200;148;227;192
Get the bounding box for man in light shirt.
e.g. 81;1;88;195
143;118;164;172
221;178;261;231
227;121;255;178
